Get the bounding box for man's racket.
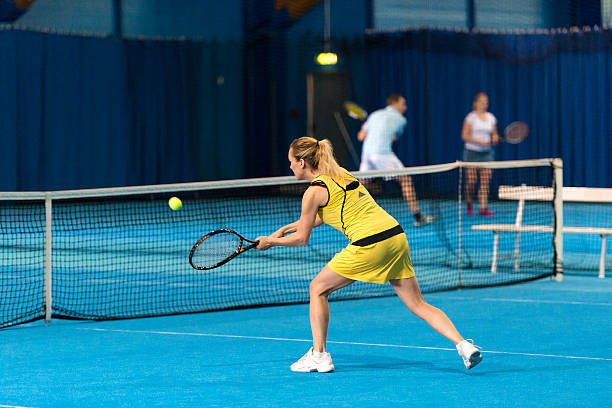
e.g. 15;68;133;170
501;121;529;144
344;101;367;121
189;229;259;270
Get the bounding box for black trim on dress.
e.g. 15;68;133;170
309;180;330;207
351;225;404;246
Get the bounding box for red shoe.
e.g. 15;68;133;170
478;208;494;217
466;203;474;215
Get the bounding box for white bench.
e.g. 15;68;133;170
472;186;612;278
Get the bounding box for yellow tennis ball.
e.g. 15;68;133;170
168;197;182;211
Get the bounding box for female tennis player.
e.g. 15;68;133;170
461;92;499;216
255;137;482;372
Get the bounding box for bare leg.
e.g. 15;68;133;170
309;266;355;352
390;277;463;344
398;175;420;214
464;168;477;205
478;168;492;209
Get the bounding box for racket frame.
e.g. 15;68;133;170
343;101;367;121
189;229;259;270
502;121;529;144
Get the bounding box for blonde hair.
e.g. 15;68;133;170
290;137;344;180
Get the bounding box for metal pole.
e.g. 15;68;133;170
467;0;475;31
113;0;123;37
553;158;564;282
324;0;331;51
44;194;53;324
333;111;360;169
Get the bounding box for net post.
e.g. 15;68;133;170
44;193;53;324
599;236;607;279
552;158;564;282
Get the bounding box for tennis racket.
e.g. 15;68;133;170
189;229;259;270
344;101;367;121
501;121;529;144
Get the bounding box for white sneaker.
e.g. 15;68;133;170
456;339;483;369
290;347;335;373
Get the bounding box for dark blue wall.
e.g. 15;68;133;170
0;0;30;22
0;1;610;191
1;0;244;191
373;0;602;30
276;27;611;188
243;0;371;177
16;0;242;39
358;29;611;187
0;29;243;190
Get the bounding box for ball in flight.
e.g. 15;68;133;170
168;196;182;211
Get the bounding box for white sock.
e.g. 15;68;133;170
313;350;326;358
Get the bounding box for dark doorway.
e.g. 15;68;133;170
307;70;358;170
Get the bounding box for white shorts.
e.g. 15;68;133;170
359;153;404;171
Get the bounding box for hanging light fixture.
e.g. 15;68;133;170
315;0;338;66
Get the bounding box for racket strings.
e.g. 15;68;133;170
504;122;528;143
192;232;242;268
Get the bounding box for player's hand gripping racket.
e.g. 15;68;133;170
344;101;367;121
501;121;529;144
189;229;259;270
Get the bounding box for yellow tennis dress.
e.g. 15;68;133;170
311;170;415;284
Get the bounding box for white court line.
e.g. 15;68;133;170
429;295;612;307
79;328;612;362
0;404;38;408
482;297;612;307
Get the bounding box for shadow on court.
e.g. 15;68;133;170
334;354;465;374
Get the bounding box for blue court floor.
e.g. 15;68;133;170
1;275;610;408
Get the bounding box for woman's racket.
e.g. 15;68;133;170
501;121;529;144
189;229;259;270
344;101;367;121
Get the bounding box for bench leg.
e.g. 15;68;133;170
599;235;608;279
491;232;499;274
514;232;521;273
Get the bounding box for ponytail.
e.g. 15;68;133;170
290;137;344;181
315;139;345;180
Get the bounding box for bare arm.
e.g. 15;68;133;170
269;214;323;238
357;125;367;142
256;186;326;249
491;124;500;145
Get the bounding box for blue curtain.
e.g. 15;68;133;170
2;27;610;189
0;29;243;191
0;29;18;190
361;29;612;187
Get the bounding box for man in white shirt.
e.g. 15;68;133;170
358;94;434;227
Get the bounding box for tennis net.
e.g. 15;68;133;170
0;159;562;329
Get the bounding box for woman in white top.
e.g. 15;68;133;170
461;92;499;216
